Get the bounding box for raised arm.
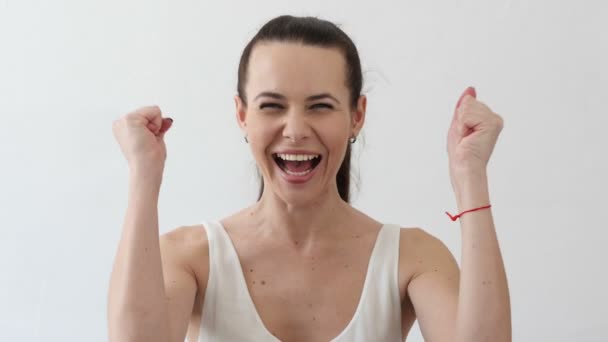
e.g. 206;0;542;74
407;87;511;341
108;107;199;342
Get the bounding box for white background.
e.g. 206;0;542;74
1;0;607;341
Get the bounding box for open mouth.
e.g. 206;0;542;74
272;153;322;176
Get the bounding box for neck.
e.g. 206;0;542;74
250;186;353;245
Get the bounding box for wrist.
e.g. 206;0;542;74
129;163;164;181
128;169;163;196
452;171;490;212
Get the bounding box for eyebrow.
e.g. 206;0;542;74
253;91;340;104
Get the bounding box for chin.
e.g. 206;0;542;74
265;185;313;205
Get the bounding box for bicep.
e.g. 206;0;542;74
159;227;204;342
406;229;460;342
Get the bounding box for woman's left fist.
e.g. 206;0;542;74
447;87;504;175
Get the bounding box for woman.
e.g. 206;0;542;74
108;15;510;342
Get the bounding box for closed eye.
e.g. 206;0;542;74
259;103;283;110
259;103;333;110
310;103;333;110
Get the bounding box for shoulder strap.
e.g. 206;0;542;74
199;221;281;341
334;224;403;341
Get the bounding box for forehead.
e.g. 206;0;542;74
247;42;347;98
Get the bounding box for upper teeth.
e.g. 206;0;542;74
277;154;319;161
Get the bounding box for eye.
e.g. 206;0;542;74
310;103;333;110
259;103;284;110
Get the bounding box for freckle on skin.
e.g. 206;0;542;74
344;264;349;268
313;316;316;321
261;280;266;285
250;269;253;272
355;235;360;239
434;268;438;272
253;281;256;284
295;241;299;245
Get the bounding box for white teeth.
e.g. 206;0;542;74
284;168;313;176
273;153;321;178
277;154;319;161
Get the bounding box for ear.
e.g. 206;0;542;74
235;95;247;134
351;95;367;136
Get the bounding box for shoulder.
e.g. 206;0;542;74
162;224;209;245
398;227;450;257
160;224;211;287
397;226;459;284
161;224;209;257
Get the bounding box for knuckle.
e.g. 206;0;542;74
126;111;140;120
457;106;468;117
148;105;161;114
460;101;475;114
494;115;504;128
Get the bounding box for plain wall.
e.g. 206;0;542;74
1;0;606;341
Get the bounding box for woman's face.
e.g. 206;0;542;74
236;41;366;205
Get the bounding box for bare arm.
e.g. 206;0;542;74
107;170;198;342
453;172;511;341
407;172;511;342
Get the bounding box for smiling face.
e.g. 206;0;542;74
235;41;366;206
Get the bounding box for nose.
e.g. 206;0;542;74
282;109;311;143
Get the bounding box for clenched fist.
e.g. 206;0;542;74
447;87;504;175
112;106;173;174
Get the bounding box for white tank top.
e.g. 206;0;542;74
196;221;403;341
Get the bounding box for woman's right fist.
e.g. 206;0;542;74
112;106;173;172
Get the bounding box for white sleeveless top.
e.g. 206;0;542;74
196;221;403;341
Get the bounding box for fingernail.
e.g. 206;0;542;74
167;118;173;123
469;86;477;97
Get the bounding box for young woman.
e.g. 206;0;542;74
109;15;510;342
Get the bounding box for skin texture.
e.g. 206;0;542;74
109;40;510;342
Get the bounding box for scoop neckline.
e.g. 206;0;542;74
215;221;387;342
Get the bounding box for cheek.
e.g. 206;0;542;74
321;117;350;144
322;130;349;165
247;125;278;171
247;119;275;145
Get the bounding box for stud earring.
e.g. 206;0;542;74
349;135;357;144
244;136;248;143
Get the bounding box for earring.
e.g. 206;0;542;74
244;135;248;143
349;135;357;144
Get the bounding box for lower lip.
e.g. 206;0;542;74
274;159;321;184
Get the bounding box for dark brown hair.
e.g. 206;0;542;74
237;15;363;203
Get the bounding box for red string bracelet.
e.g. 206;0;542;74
445;204;492;221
